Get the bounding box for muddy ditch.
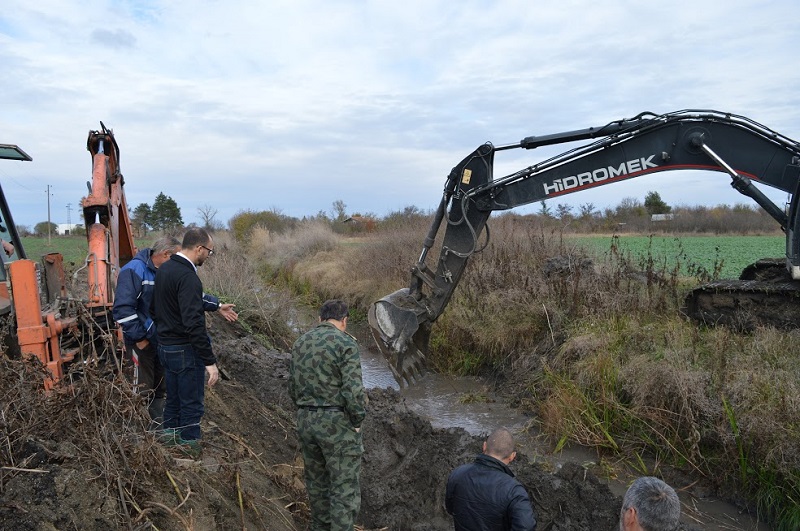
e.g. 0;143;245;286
1;312;706;530
211;313;628;531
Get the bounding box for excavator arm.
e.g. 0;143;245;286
81;122;136;310
369;110;800;386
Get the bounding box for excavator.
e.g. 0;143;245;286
1;122;136;389
368;110;800;386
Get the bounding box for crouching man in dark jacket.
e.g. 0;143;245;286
446;427;537;531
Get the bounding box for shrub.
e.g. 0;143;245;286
229;209;297;242
199;231;297;349
249;221;340;273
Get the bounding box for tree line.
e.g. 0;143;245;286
21;190;783;238
224;191;782;241
21;192;184;237
534;191;780;234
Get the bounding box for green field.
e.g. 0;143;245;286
19;236;155;269
570;234;785;279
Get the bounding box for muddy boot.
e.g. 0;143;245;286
179;439;202;459
148;398;166;431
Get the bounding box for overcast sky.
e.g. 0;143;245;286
1;0;799;229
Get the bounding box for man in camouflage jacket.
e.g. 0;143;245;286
289;299;367;531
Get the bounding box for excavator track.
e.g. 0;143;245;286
684;261;800;331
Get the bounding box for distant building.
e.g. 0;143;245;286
343;215;377;232
651;214;674;222
56;223;82;235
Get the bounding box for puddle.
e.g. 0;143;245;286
360;343;529;435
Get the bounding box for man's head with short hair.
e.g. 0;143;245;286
151;236;181;268
483;427;516;463
319;299;349;322
619;476;680;531
182;228;212;250
182;228;213;266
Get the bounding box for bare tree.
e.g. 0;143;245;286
198;204;219;230
556;203;573;220
579;203;596;219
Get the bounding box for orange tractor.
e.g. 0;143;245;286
1;123;136;389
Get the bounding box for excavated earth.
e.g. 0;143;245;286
0;313;697;530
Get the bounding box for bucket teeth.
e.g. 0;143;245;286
396;347;427;387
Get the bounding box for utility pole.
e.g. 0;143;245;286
46;185;52;245
67;203;74;235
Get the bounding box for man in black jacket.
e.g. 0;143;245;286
446;427;537;531
151;228;220;450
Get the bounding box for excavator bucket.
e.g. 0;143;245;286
368;288;431;387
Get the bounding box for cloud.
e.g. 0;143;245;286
90;28;137;49
0;0;798;229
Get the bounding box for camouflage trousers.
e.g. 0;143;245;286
297;408;363;531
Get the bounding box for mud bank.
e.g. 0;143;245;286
211;314;660;531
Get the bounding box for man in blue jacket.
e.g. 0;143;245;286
113;235;237;429
446;427;537;531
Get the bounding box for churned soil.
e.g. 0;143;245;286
0;313;651;530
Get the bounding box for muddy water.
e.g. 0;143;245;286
349;321;771;531
359;343;532;435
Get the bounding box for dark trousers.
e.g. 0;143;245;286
129;342;166;399
158;343;206;441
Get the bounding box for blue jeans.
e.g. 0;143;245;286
158;343;206;441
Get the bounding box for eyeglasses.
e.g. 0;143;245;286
200;244;215;256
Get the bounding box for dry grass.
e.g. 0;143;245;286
249;221;340;271
259;213;800;529
200;231;298;349
282;216;433;310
